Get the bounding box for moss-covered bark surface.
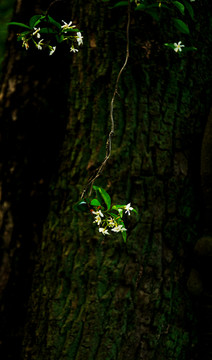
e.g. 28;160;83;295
0;0;212;359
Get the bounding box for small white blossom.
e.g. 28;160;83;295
61;20;75;30
173;41;185;52
92;210;104;217
22;38;29;50
107;217;116;227
99;227;110;235
33;27;41;38
49;46;56;56
124;203;133;215
37;39;44;50
70;45;78;53
111;225;127;233
76;32;83;46
93;214;102;226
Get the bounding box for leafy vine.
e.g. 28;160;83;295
8;0;196;241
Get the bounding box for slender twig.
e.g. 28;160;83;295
81;0;131;199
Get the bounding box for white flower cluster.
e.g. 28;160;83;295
92;203;134;236
21;20;83;55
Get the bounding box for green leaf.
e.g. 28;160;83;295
61;28;80;33
173;18;189;34
135;4;146;10
135;3;170;11
122;231;127;242
108;212;119;219
73;200;89;212
117;208;124;218
8;22;31;29
93;186;111;210
90;199;102;207
116;218;127;242
56;34;64;43
39;28;58;34
29;15;44;28
17;30;31;40
181;0;194;19
172;1;185;15
46;16;61;30
182;46;197;52
110;1;128;8
164;43;175;49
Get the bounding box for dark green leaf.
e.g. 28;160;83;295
182;46;197;52
135;3;170;11
29;15;44;28
8;22;31;29
93;186;111;210
46;16;61;30
144;9;160;21
39;28;58;34
181;0;194;19
73;200;89;212
110;1;128;8
61;28;80;33
56;34;64;43
17;31;31;40
108;212;119;219
116;218;127;242
172;1;185;15
135;4;146;10
122;230;127;242
173;18;190;34
90;199;102;207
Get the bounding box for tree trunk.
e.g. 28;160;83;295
0;0;212;359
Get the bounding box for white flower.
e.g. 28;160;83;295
33;27;41;38
22;38;29;50
124;203;133;215
49;46;56;56
99;227;110;235
93;214;102;226
76;32;83;46
173;41;185;52
70;45;78;53
111;224;127;233
61;20;75;30
93;210;104;218
37;39;44;50
107;217;116;227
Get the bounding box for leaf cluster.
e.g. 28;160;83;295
8;14;82;54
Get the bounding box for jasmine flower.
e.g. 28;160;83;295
174;41;185;52
99;227;110;235
76;32;83;46
107;217;116;227
33;27;41;38
49;46;56;56
61;20;75;30
111;225;127;233
124;203;133;215
93;214;102;226
92;210;104;217
37;39;44;50
70;45;78;53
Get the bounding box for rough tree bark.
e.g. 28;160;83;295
0;0;212;359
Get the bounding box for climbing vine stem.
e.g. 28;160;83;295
80;0;131;199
